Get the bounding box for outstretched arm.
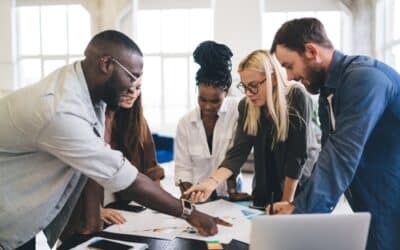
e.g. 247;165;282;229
184;167;233;203
118;173;231;236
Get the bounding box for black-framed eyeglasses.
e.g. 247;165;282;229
111;57;142;86
236;78;266;95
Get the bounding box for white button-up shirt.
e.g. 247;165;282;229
174;97;239;197
0;62;137;250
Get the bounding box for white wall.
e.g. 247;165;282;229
214;0;264;83
265;0;343;11
346;0;377;56
0;0;16;91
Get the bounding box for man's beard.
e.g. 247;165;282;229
303;63;326;95
103;73;121;111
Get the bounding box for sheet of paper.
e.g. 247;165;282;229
176;200;262;244
105;199;263;244
196;199;263;219
71;236;148;250
105;210;181;240
174;216;250;244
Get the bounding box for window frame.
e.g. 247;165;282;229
133;7;213;127
16;4;90;87
377;0;400;70
262;10;345;51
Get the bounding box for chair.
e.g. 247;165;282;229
152;133;174;163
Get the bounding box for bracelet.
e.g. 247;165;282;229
208;176;219;186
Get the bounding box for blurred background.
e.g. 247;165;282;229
1;0;399;135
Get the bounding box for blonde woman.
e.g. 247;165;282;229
185;50;319;209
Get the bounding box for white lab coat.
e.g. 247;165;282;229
174;97;240;197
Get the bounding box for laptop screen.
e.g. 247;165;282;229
250;213;370;250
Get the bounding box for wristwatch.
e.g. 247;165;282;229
181;199;195;219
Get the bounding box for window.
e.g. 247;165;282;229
16;5;91;87
136;8;213;126
263;11;343;50
378;0;400;71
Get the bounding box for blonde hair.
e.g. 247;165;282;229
238;50;289;142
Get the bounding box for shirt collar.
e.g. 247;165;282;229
74;61;106;123
324;50;345;92
189;98;229;123
74;61;92;105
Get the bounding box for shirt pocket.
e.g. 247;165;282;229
189;145;210;165
188;145;214;184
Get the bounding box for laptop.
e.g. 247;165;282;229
250;213;371;250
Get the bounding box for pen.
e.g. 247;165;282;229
269;192;274;215
179;179;187;192
93;126;101;138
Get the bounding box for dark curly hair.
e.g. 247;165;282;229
193;40;233;90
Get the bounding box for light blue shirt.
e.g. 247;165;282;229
0;62;138;249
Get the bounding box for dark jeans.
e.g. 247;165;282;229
16;238;35;250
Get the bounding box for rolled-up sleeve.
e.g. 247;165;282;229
36;112;137;193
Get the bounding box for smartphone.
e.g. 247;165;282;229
106;202;146;213
88;239;133;250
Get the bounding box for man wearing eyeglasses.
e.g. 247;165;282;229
0;30;229;250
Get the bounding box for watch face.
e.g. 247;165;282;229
183;200;192;209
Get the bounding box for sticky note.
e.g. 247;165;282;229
207;240;223;250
